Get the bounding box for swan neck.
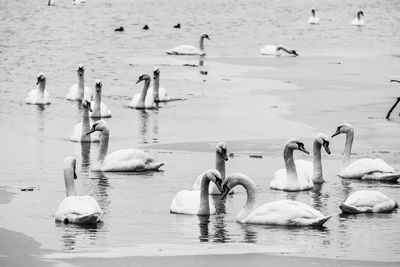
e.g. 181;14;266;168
342;130;354;169
38;81;46;92
64;169;76;197
198;175;211;215
97;129;109;163
153;75;160;101
199;37;205;52
215;153;226;179
81;107;91;142
140;80;150;103
312;141;323;181
78;75;84;99
92;89;101;116
283;145;298;182
277;46;290;54
236;176;257;222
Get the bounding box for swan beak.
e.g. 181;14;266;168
86;129;96;135
224;154;228;161
299;147;309;154
323;142;331;155
74;170;77;180
221;184;230;200
36;78;40;85
331;130;341;138
214;178;223;193
136;79;142;84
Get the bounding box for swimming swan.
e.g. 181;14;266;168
331;123;400;181
220;173;331;226
351;11;365;26
193;142;233;195
270;139;313;191
128;74;156;109
86;120;164;172
260;45;298;57
66;64;92;101
170;169;223;215
308;9;320;24
55;157;103;224
26;73;51;105
70;100;100;143
166;34;210;56
89;80;112;118
295;133;331;184
147;67;170;102
339;190;398;214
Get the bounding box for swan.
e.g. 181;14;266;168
55;157;103;224
220;173;331;226
128;74;156;109
192;142;233;195
48;0;55;6
331;123;400;181
339;190;398;214
260;45;298;57
86;120;164;172
270;139;313;191
351;11;365;26
170;169;223;215
166;34;210;56
70;99;100;143
295;133;331;184
66;64;92;101
308;9;320;24
147;67;170;102
89;80;112;118
25;73;51;105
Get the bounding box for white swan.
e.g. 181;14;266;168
89;80;112;118
192;142;233;195
270;139;313;191
166;34;210;56
170;169;223;215
128;74;156;109
86;120;164;172
308;9;320;24
55;157;103;224
66;64;92;101
331;123;400;181
70;99;100;143
260;45;298;57
147;67;170;102
26;73;51;105
295;133;331;184
221;173;331;226
351;11;365;26
339;190;398;214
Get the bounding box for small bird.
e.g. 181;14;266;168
173;23;181;29
143;25;149;30
114;26;124;32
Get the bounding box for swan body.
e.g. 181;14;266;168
66;64;92;101
55;157;103;224
129;74;156;109
260;45;298;57
70;100;100;142
332;123;400;181
166;34;210;56
170;169;222;215
26;73;51;105
86;120;164;172
89;80;112;118
308;9;320;24
351;11;365;26
339;190;398;214
221;173;331;226
146;67;170;102
270;139;313;191
48;0;55;6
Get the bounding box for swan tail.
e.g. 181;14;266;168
339;204;362;214
145;161;165;171
310;214;332;226
361;172;400;182
70;212;102;225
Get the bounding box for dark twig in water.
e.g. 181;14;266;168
386;97;400;119
390;79;400;83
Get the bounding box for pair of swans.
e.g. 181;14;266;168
26;73;51;105
351;11;365;26
86;120;164;172
260;45;298;57
308;9;320;24
129;67;169;109
70;99;100;142
166;34;210;56
55;157;103;224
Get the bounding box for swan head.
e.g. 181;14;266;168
311;9;316;16
216;142;228;161
136;74;151;84
332;123;353;137
357;11;364;18
203;169;223;192
64;156;77;180
86;120;108;135
291;50;299;56
221;173;252;200
95;79;102;93
153;67;160;78
315;133;331;154
201;34;210;40
284;138;309;154
82;99;92;111
36;72;46;85
77;64;85;76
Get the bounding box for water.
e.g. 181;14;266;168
1;0;400;263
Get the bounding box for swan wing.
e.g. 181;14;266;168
102;149;163;172
67;85;92;100
340;190;398;213
170;190;215;215
270;166;313;191
260;45;277;55
55;196;103;224
147;87;170;102
166;45;200;55
100;101;112;117
26;89;51;104
339;158;396;179
308;17;320;24
128;93;140;108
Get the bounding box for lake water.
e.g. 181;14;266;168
1;0;400;263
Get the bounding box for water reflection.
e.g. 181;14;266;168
56;222;103;251
199;56;208;76
89;172;111;212
198;215;210;242
137;109;159;144
80;142;91;172
310;184;329;211
240;224;258;243
198;214;229;243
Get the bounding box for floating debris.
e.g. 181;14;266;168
249;154;263;159
114;26;124;32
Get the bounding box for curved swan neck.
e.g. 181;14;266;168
312;141;323;182
283;145;298;182
235;176;257;221
342;130;354;169
276;45;291;54
78;74;85;99
153;74;160;101
216;153;226;179
140;79;151;103
198;174;211;215
97;129;109;163
81;106;91;142
64;169;76;197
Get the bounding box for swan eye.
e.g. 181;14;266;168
296;142;304;149
322;140;329;146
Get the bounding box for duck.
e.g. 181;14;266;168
351;11;365;26
339;190;398;214
66;64;92;101
270;139;313;191
260;45;298;57
331;123;400;181
170;169;223;215
166;34;210;56
25;73;51;105
220;173;331;226
55;157;103;224
128;74;156;109
89;80;112;118
86;120;164;172
70;99;100;143
147;67;170;102
173;23;181;29
295;133;331;184
308;9;320;24
192;142;233;195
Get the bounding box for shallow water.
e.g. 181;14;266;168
1;0;400;263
